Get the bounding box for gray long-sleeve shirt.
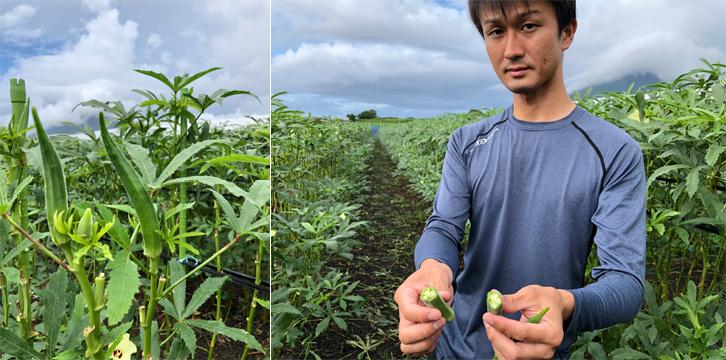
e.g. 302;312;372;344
413;105;646;359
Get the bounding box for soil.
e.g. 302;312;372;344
286;138;433;359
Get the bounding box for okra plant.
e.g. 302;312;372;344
0;70;269;360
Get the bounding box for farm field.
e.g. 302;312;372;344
0;68;270;359
272;61;725;359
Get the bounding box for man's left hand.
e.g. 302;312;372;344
482;285;575;359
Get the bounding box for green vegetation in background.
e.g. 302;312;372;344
271;92;372;358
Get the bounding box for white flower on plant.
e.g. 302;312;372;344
110;333;137;360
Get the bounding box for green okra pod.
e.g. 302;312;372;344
99;113;162;258
486;289;503;315
527;306;550;324
420;287;455;322
32;107;69;246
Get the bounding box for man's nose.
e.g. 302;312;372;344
503;31;525;60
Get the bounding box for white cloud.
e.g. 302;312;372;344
273;0;726;116
1;9;139;127
0;4;35;26
0;4;42;41
0;0;270;129
146;33;162;48
81;0;115;14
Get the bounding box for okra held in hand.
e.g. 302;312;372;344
419;287;455;322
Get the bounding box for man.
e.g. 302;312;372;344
394;0;646;359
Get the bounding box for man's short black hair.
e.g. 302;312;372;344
468;0;576;38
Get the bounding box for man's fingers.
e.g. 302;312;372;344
485;319;556;359
399;318;446;344
396;285;443;322
399;329;442;355
483;313;543;343
484;320;517;359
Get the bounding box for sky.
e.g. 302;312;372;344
0;0;270;131
272;0;726;118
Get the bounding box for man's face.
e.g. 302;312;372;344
479;1;575;94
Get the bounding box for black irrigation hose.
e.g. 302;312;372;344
160;254;270;293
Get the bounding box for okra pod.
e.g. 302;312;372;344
486;289;503;315
419;287;455;322
99;113;162;258
32;107;69;245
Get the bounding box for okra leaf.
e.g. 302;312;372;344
704;143;724;167
164;202;196;221
124;142;157;187
154;139;222;187
61;293;87;351
159;298;180;321
210;189;242;233
105;250;141;325
685;167;700;197
0;238;31;267
9;175;33;208
271;303;301;316
201;154;270;174
168;337;190;360
0;328;42;359
133;69;174;91
170;262;187;316
186;319;263;352
103;204;138;217
162;175;247;198
646;164;689;187
101;321;132;345
315;317;330;337
151;321;160;360
40;271;69;355
248;180;271;207
174;322;197;355
175;67;222;90
182;276;227;319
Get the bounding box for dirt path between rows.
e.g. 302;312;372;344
315;137;433;359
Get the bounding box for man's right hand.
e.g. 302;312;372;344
394;258;455;355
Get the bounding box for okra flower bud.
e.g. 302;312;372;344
419;287;455;322
51;210;73;245
77;208;94;242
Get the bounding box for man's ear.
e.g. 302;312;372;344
561;20;577;51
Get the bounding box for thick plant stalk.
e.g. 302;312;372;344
9;79;33;339
241;234;265;360
208;198;222;360
420;287;455;322
178;106;188;257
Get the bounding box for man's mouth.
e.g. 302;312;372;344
506;66;529;77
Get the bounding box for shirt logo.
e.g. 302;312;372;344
466;128;499;154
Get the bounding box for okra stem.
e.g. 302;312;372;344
419;287;455;322
1;213;70;271
527;307;550;324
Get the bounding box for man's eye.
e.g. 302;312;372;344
522;23;538;31
488;29;503;37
